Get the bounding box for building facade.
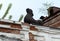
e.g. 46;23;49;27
0;19;60;41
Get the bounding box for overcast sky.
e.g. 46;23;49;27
0;0;60;22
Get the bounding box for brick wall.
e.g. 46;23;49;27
0;19;60;41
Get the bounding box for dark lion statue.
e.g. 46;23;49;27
24;8;43;25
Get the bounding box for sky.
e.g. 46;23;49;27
0;0;60;22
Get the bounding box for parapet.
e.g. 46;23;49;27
0;19;60;41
